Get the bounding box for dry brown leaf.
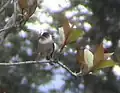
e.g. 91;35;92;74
60;15;71;38
93;43;104;65
76;49;84;66
59;15;74;52
18;0;37;20
90;44;114;72
77;43;114;75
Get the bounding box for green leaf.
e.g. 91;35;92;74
67;30;84;43
93;60;116;70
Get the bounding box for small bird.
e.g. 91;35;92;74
35;31;55;61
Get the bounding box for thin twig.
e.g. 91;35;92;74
0;60;51;66
13;0;17;24
0;0;11;14
0;0;17;33
0;59;83;76
0;25;14;33
0;0;18;43
56;61;83;76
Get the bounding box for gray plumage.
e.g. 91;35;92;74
36;32;55;60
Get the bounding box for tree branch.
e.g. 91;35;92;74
0;0;11;14
0;59;83;77
56;60;83;76
0;60;51;66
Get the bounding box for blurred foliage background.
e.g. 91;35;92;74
0;0;120;93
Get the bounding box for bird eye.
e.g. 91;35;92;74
42;32;50;38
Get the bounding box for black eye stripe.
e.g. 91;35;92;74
38;32;53;41
42;32;50;38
